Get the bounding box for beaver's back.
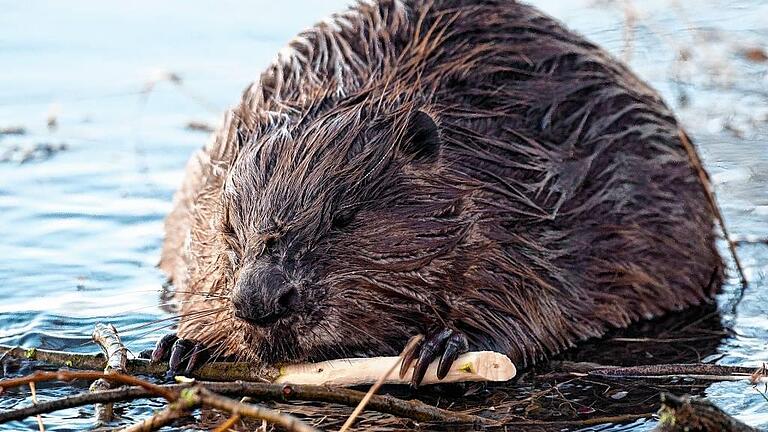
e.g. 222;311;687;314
161;0;723;367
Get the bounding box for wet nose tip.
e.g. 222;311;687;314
276;286;298;311
232;270;298;327
258;286;298;324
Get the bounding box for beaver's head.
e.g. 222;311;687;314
216;100;478;364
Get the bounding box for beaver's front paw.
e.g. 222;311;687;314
399;328;469;388
148;334;213;380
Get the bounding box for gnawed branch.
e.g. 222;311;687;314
0;344;515;386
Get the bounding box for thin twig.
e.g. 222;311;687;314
621;0;637;63
213;413;242;432
118;391;199;432
339;335;423;432
29;382;45;432
197;387;321;432
0;370;176;401
609;335;724;343
0;345;19;363
678;130;748;291
554;361;768;384
733;237;768;246
116;386;321;432
0;386;159;423
213;397;250;432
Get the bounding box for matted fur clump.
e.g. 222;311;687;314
157;0;724;378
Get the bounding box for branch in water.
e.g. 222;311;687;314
0;370;176;401
0;343;276;382
3;369;758;430
552;361;766;382
116;387;322;432
0;375;483;426
0;344;515;386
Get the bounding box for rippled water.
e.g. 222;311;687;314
1;0;766;430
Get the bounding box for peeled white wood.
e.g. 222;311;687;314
274;351;515;386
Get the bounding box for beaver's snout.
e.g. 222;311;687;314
231;267;299;327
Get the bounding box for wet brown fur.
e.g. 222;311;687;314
159;0;724;368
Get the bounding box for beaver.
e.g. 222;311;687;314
152;0;725;386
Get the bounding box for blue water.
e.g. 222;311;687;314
1;0;766;430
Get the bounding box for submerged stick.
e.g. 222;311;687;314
553;361;768;383
556;361;759;376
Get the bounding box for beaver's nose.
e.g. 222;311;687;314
232;268;298;327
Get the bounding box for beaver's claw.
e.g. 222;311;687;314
399;328;469;388
149;334;212;380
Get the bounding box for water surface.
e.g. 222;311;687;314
1;0;766;430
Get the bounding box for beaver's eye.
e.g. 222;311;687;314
331;212;354;230
263;237;277;254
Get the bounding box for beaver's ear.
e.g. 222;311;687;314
403;110;441;164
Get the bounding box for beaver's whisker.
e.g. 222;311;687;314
108;298;217;316
336;318;386;349
126;310;227;342
121;307;227;334
161;290;229;299
206;325;237;362
316;320;349;360
127;321;181;342
95;288;227;298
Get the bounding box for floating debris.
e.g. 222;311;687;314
611;390;629;400
140;68;220;113
143;68;183;90
0;126;26;136
185;120;215;133
741;46;768;63
47;102;62;131
0;142;69;164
